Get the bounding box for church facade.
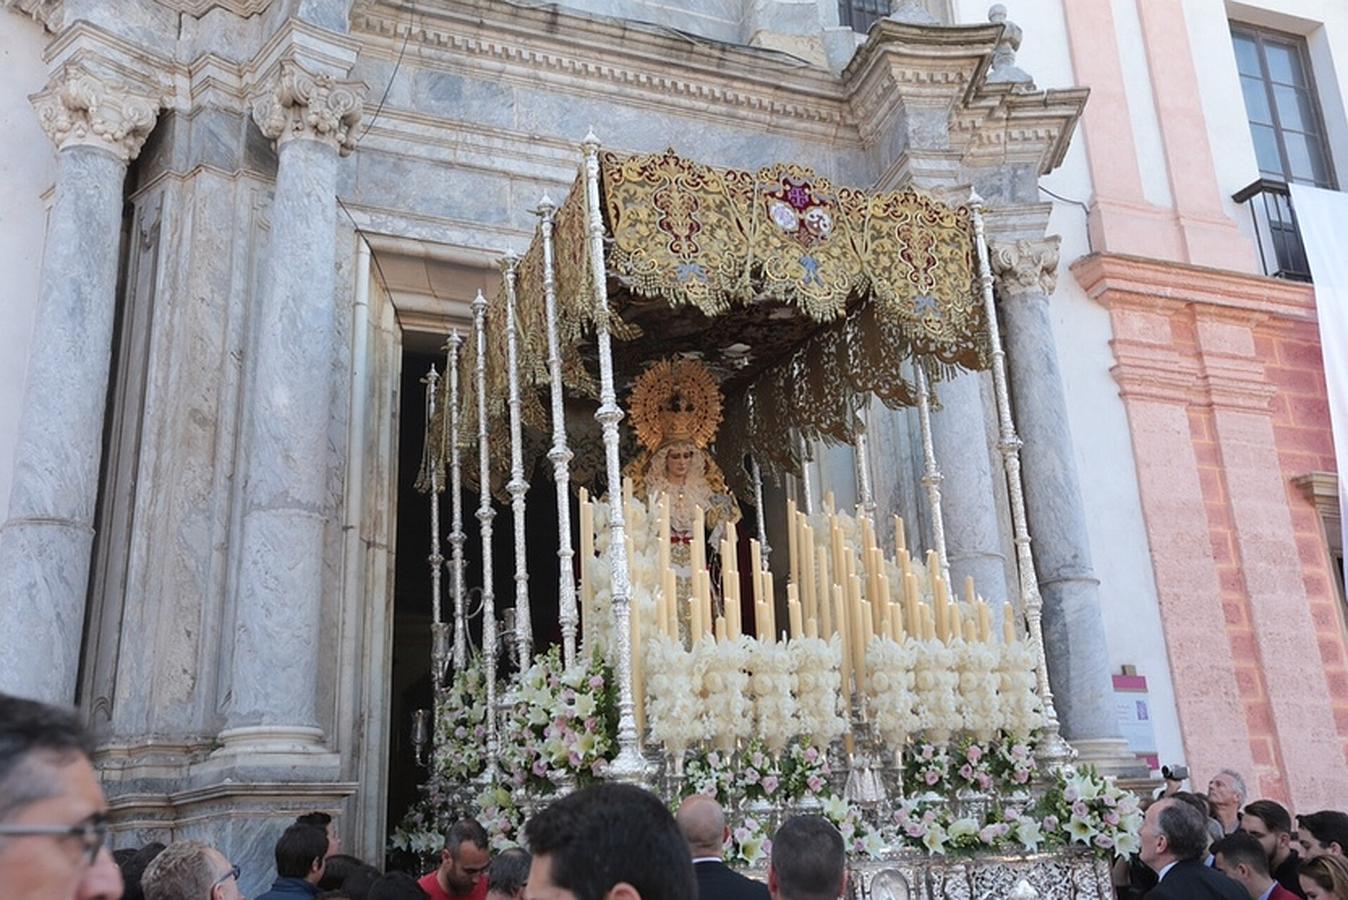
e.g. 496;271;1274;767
0;0;1345;891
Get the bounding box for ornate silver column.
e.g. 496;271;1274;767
914;364;952;585
581;133;649;778
219;59;364;753
424;366;449;689
537;195;579;667
472;290;500;778
445;331;469;669
969;196;1070;765
990;236;1134;770
502;254;533;665
0;63;159;703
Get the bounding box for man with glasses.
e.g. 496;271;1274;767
0;692;123;899
142;840;244;900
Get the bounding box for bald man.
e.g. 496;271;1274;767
676;796;769;900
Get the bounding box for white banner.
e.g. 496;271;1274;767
1290;183;1348;563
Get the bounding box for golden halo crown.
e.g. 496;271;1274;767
629;357;723;452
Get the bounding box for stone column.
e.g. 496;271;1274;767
0;63;158;703
218;60;364;754
929;373;1015;604
991;238;1135;770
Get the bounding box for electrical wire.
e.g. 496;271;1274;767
357;0;414;142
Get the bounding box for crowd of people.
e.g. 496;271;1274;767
4;690;1348;900
1116;768;1348;899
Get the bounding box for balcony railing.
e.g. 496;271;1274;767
1232;178;1312;282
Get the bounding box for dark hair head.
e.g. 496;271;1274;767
368;871;429;900
1157;799;1210;861
276;823;329;878
1171;791;1211;820
1243;800;1292;836
445;819;490;855
1212;831;1271;876
299;811;334;829
525;783;695;900
488;847;532;896
0;693;96;820
121;842;167;900
341;863;384;900
1299;811;1348;854
770;816;845;900
320;854;367;890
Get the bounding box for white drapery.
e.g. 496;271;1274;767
1290;184;1348;563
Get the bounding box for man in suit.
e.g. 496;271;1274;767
1214;832;1301;900
1141;797;1247;899
676;796;768;900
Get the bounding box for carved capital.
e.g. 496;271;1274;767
251;59;366;156
990;237;1061;297
30;63;160;162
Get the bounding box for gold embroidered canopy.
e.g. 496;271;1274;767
426;147;987;495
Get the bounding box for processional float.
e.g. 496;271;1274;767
398;136;1133;896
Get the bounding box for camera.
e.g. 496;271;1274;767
1162;764;1189;781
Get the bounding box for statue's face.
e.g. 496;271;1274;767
665;445;695;481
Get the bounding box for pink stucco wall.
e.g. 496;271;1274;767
1075;254;1348;811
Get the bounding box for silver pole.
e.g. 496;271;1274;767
472;289;500;779
502;253;533;665
581;132;649;777
797;433;815;516
538;194;579;667
425;366;449;691
969;190;1068;763
854;405;876;516
446;331;468;670
914;364;951;586
751;456;770;569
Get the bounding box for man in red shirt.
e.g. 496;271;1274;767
419;820;491;900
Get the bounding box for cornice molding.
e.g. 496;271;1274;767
1073;252;1318;323
1294;472;1341;521
350;0;854;143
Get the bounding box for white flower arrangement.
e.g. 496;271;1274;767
864;635;919;750
788;635;847;746
998;640;1044;739
956;641;1001;742
747;639;796;752
1045;765;1144;856
645;633;704;757
498;647;617;791
696;636;753;751
912;639;961;743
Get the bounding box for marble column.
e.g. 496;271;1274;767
929;372;1015;604
991;238;1135;770
0;63;158;703
219;60;364;753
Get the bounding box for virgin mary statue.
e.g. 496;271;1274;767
625;357;741;611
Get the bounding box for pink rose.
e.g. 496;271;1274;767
925;769;941;786
906;822;927;838
1072;800;1089;818
762;775;780;795
589;675;605;689
959;764;974;781
1043;815;1060;831
807;775;824;793
1094;834;1115;850
967;745;984;763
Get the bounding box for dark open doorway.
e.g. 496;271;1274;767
384;343;562;853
